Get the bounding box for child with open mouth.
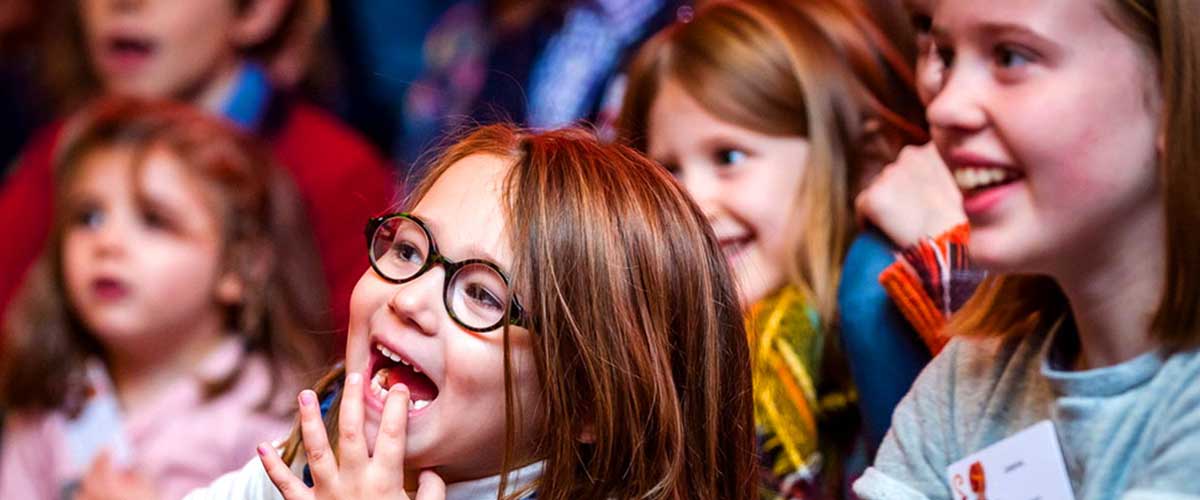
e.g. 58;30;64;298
186;124;758;500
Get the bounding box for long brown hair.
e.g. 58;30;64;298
617;0;926;328
39;0;328;113
0;97;330;414
950;0;1200;352
285;124;757;499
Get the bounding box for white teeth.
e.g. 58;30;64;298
370;369;389;400
955;167;1012;190
409;399;430;410
375;343;403;363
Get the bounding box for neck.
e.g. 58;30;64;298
1053;204;1165;370
191;58;245;115
105;317;227;413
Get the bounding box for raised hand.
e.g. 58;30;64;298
259;373;446;500
856;142;965;247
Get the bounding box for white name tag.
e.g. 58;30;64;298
945;420;1074;500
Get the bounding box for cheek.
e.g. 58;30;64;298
346;271;385;373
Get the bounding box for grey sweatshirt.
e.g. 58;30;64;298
854;316;1200;500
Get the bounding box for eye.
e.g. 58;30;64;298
392;239;425;264
141;209;170;230
994;44;1033;69
715;148;747;167
73;206;104;229
464;282;504;312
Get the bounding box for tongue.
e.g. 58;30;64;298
385;364;438;402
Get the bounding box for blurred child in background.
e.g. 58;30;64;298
0;0;396;339
0;98;329;500
618;0;927;496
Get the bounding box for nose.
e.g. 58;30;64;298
926;63;989;135
386;266;443;337
90;215;130;258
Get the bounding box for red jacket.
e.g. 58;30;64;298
0;100;397;349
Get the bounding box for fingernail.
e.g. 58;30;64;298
299;390;317;407
347;372;362;385
257;443;269;457
390;383;409;394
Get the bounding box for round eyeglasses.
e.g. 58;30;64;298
365;213;528;332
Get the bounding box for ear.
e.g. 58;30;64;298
577;423;597;444
230;0;293;48
216;272;245;305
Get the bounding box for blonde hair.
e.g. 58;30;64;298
950;0;1200;352
618;0;926;327
285;124;757;500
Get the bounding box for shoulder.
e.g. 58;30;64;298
268;100;393;175
1126;347;1200;496
0;410;69;498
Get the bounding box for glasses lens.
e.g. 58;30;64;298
371;216;429;281
447;262;511;330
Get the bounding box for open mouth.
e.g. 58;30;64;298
92;277;129;300
369;342;439;411
953;166;1022;194
103;35;157;68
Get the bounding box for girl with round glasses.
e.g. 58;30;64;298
186;124;757;500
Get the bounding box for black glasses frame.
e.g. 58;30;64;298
365;212;528;332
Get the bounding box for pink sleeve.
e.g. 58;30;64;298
0;412;69;500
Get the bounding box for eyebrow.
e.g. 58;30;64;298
414;212;509;267
932;20;1052;44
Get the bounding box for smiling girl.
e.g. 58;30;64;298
186;124;757;500
855;0;1200;497
617;0;928;495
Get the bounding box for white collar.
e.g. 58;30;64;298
442;461;543;500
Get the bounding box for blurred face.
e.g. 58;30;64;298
345;154;540;482
928;0;1161;275
647;79;807;308
80;0;242;100
63;146;227;355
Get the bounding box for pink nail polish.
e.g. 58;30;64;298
257;444;268;457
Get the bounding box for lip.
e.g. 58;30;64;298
364;334;438;417
91;276;130;301
95;31;158;76
944;150;1025;218
716;234;752;262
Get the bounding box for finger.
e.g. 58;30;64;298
414;469;447;500
337;371;369;472
371;383;410;479
259;443;314;500
296;389;338;483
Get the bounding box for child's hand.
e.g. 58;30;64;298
259;373;446;500
855;143;966;247
75;450;159;500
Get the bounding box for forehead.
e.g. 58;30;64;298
71;145;216;210
934;0;1105;35
412;154;514;265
